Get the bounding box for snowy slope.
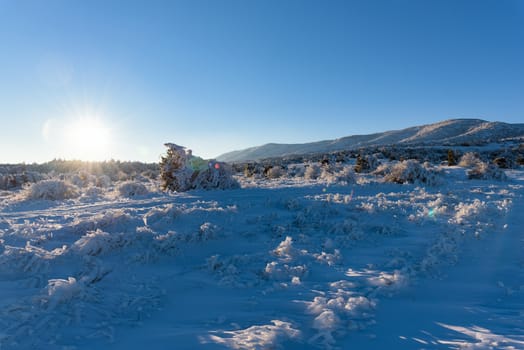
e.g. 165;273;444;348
217;119;524;162
1;167;523;349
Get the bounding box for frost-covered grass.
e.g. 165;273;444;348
0;165;522;350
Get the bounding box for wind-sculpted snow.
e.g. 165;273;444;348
0;167;522;349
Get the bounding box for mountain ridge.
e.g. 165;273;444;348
217;119;524;162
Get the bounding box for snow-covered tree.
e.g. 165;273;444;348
159;143;193;191
160;143;238;191
355;154;380;173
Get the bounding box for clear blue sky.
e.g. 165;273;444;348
1;0;523;163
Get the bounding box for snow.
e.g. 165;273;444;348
0;164;523;349
217;119;524;162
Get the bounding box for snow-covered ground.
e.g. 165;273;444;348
1;167;523;349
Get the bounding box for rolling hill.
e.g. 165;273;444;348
217;119;524;162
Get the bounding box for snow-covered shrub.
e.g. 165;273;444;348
450;199;486;225
458;152;481;168
354;154;380;173
272;236;299;262
372;163;392;177
95;175;111;188
117;181;149;197
467;162;507;181
0;242;58;274
143;204;180;230
320;165;356;184
266;166;283;179
304;163;321;180
243;163;254;177
83;186;106;198
286;164;306;178
264;261;308;282
24;179;80;200
382;160;440;185
191;162;239;190
71;208;138;234
160;143;238;191
72;229;123;256
1;171;47;190
306;293;376;348
70;171;96;188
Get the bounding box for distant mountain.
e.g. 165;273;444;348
217;119;524;162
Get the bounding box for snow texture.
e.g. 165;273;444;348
0;159;522;350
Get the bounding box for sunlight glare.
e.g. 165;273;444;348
64;117;111;161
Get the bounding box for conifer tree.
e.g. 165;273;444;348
447;149;457;166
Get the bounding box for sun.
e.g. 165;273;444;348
64;117;112;161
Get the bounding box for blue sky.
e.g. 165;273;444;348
1;0;523;163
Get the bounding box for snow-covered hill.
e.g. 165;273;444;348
217;119;524;162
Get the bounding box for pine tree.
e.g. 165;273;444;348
447;149;457;166
354;154;369;173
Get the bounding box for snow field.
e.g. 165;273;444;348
0;166;521;349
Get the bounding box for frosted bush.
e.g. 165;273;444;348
25;179;79;200
355;154;380;173
154;224;218;254
314;250;341;266
264;261;308;281
372;163;391;177
382;160;440;185
83;186;105;198
72;208;137;234
95;175;112;188
321;165;355;184
306;293;376;347
451;199;486;225
117;181;149;197
286;164;306;178
143;204;180;229
467;162;507;181
304;164;321;180
72;229;123;256
191;162;239;190
160;143;238;191
272;236;299;261
458;152;481;168
1;171;47;190
266;166;283;179
70;171;95;188
0;242;58;274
